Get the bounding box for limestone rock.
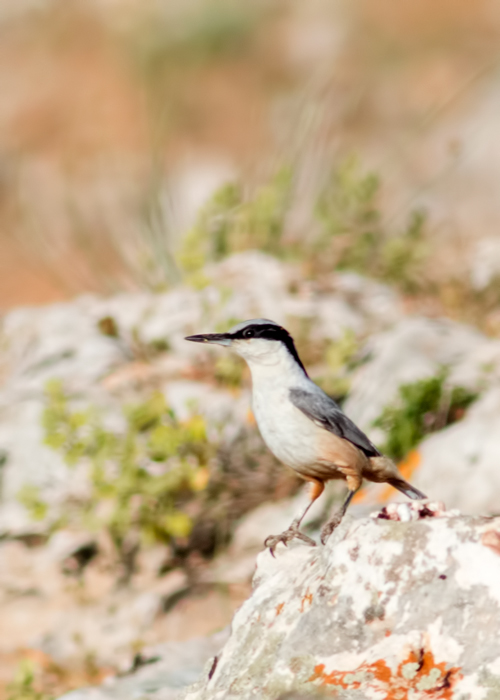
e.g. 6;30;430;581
413;385;500;515
344;317;500;431
207;490;327;586
58;630;229;700
336;317;500;515
183;511;500;700
343;316;498;437
470;237;500;290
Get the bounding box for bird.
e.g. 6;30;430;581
185;319;427;554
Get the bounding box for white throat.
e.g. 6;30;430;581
233;339;307;388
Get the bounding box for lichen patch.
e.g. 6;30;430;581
308;646;462;699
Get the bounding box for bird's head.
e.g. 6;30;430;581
185;318;307;374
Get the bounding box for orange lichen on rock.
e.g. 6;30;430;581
481;529;500;556
300;590;313;613
308;646;461;699
275;602;285;616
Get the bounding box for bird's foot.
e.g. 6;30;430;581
320;513;344;545
264;526;316;557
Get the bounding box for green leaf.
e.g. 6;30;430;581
163;511;192;538
17;485;48;521
373;369;478;461
36;381;217;572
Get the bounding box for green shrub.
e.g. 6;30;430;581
380;210;428;292
314;156;381;271
20;381;214;580
213;354;246;387
314;157;427;289
6;661;51;700
131;0;264;77
178;169;292;278
316;329;360;399
177;158;427;294
17;485;48;522
373;369;478;461
19;380;303;575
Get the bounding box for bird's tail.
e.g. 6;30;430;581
386;476;427;501
368;455;427;500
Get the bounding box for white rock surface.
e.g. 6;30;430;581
413;385;500;515
207;489;329;586
58;630;230;700
338;316;500;516
343;316;500;438
470;237;500;290
182;511;500;700
0;532;239;670
2;254;500;698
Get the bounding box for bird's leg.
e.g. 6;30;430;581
320;479;360;545
264;479;324;556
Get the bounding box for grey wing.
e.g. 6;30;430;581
289;387;380;457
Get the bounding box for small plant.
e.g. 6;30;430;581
373;369;478;462
178;169;292;278
20;381;214;581
177;158;427;295
6;661;52;700
380;210;428;292
130;0;264;77
316;329;360;399
178;183;241;275
314;157;427;290
315;156;381;271
96;315;171;362
17;484;49;522
214;354;246;387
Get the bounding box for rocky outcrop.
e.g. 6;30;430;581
4;252;500;694
0;251;402;536
0;251;405;677
182;505;500;700
4;250;500;536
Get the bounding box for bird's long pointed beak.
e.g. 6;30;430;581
185;332;232;346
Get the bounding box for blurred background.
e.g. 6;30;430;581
2;0;500;319
2;0;500;697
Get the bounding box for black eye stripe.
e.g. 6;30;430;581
231;323;308;375
233;324;284;340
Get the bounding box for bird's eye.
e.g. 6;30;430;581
243;328;255;338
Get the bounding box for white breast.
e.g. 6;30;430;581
234;337;336;478
252;382;321;472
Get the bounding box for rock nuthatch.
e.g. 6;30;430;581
186;319;427;554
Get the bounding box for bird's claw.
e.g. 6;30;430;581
264;527;316;557
320;513;343;544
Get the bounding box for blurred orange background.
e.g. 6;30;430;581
2;0;500;310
